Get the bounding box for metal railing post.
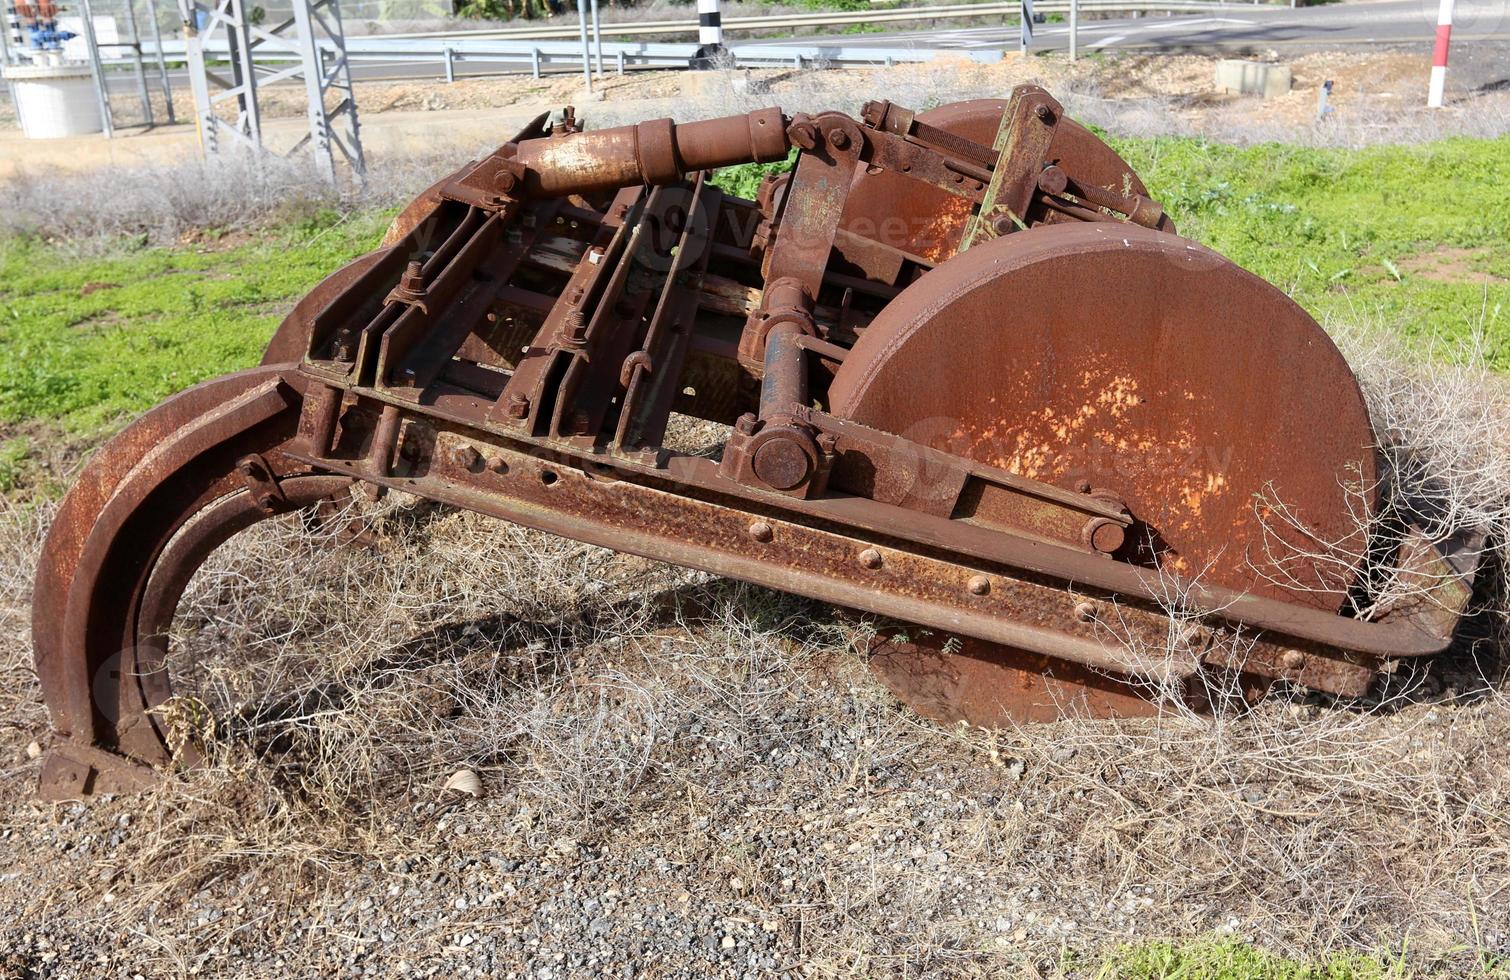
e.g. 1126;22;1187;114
444;45;454;82
76;0;115;138
121;0;155;127
576;0;591;91
143;0;175;123
590;0;602;76
1069;0;1077;60
531;45;540;78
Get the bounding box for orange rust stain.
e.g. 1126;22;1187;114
914;196;975;263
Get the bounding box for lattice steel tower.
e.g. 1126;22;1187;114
175;0;365;180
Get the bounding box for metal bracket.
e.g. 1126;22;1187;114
960;84;1063;249
236;454;288;514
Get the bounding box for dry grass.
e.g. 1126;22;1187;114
0;318;1507;975
0;146;474;251
7;53;1509;253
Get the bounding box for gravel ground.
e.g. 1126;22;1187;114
0;436;1507;977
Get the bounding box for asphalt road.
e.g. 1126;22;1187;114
747;0;1510;54
95;0;1510;101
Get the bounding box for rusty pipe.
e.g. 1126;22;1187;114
760;319;810;421
513;107;790;198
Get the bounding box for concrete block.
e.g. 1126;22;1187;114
1215;60;1292;99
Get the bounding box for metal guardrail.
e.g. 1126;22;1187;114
364;0;1274;43
127;0;1285;83
152;35;1006;73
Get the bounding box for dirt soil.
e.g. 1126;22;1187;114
4;46;1505;179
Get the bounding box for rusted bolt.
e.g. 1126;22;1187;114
828;128;851;150
816;432;839;455
1280;649;1307;671
506;392;531;420
748;521;774;543
1075;479;1093;493
1073;600;1098;623
734;413;760;436
787;120;819;150
558;314;585;347
967;575;991;596
1084;518;1127;555
1034;103;1055;123
399;259;424;291
858;548;883;570
1037;164;1069;196
496;170;518;194
991;214;1016;236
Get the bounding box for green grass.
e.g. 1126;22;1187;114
1110;135;1510;363
1086;935;1510;979
0;208;392;434
1087;937;1410;979
1;135;1505;492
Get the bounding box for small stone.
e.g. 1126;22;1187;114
25;741;42;760
720;935;736;950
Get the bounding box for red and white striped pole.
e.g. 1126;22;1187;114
1428;0;1456;108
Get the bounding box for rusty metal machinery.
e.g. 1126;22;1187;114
32;85;1483;798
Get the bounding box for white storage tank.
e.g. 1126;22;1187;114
3;62;104;139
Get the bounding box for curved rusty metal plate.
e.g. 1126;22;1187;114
869;629;1169;725
840;99;1162;263
32;366;319;771
831;222;1377;612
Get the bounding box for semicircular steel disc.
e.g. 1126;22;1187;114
831;221;1378;611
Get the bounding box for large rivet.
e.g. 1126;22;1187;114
748;521;774;543
858;548;883;570
1280;649;1307;671
967;575;991;596
452;444;483;472
1073;601;1098;623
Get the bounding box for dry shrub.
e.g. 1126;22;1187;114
0;145;476;252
